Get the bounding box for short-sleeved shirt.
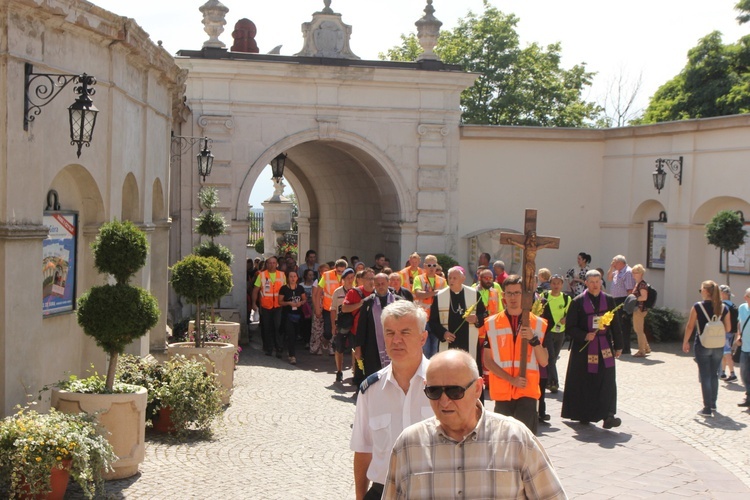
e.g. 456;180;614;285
383;404;567;500
254;271;281;288
739;303;750;352
610;266;635;298
331;285;352;321
693;300;728;346
350;357;432;485
279;285;305;316
343;286;372;334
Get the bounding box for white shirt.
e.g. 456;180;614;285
350;356;433;485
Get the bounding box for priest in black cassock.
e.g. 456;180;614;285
428;267;486;368
355;273;402;377
561;269;624;429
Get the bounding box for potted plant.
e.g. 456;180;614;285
190;187;241;348
0;406;117;499
169;254;235;403
154;355;224;437
51;220;159;480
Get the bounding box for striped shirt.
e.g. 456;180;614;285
383;404;567;499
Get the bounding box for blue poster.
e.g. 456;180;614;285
43;213;77;316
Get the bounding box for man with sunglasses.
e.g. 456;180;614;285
413;254;447;358
350;300;432;500
383;349;566;499
481;275;549;435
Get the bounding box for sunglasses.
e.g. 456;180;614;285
425;263;438;268
423;380;476;400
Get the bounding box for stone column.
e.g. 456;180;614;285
149;220;171;352
261;181;294;257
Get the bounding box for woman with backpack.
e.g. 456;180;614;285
682;280;732;417
631;264;652;357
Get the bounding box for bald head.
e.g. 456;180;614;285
426;349;480;382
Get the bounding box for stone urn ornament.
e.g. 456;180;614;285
416;0;443;61
200;0;229;49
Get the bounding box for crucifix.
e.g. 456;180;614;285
500;209;560;377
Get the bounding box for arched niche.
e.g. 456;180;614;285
122;173;140;222
152;178;166;222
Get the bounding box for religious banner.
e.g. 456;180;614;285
647;213;667;270
43;212;78;316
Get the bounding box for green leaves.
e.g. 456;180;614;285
91;220;148;284
706;210;747;253
381;4;598;127
170;255;233;306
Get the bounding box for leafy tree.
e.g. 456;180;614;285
737;0;750;24
381;2;599;126
705;210;747;286
640;31;750;123
193;187;232;266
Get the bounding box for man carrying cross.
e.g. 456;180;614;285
480;210;557;434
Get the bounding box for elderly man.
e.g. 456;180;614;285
429;266;486;367
355;273;402;377
607;254;635;354
562;270;623;429
388;272;413;302
350;301;432;500
481;275;549;434
494;260;509;288
383;349;567;500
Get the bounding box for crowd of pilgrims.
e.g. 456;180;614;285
247;248;750;432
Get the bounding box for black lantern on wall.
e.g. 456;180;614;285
171;134;214;181
196;137;214;181
24;63;99;158
652;157;683;194
270;153;287;181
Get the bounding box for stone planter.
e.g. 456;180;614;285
189;320;240;348
51;386;147;480
167;342;235;404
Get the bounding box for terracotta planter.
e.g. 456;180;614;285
167;342;235;404
19;460;71;500
51;386;147;480
188;320;240;348
153;406;175;434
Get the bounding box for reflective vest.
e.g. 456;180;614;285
398;266;423;292
474;283;504;315
414;274;446;310
320;269;342;312
436;286;479;359
258;270;286;309
483;312;547;402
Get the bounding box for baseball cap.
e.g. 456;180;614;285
719;284;733;296
550;274;564;282
341;268;355;278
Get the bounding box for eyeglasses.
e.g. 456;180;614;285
504;291;522;297
423;380;476;400
425;263;438;268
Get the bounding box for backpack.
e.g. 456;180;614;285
644;284;657;309
336;288;365;334
697;303;726;348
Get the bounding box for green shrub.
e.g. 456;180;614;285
435;253;459;271
254;237;264;254
194;240;234;266
90;220;148;284
644;307;685;342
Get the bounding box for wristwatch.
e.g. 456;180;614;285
528;337;541;347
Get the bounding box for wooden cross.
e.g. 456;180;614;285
500;209;560;377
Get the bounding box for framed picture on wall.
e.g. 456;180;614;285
647;212;667;270
719;222;750;275
43;211;78;316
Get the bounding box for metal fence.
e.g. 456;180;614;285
247;212;264;244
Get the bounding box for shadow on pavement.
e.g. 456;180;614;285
562;421;633;449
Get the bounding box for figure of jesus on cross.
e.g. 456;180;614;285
500;210;559;376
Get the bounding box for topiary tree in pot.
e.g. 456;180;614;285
193;186;232;266
706;210;747;286
77;220;160;390
170;254;233;348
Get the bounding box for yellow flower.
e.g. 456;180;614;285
598;304;623;330
57;456;62;461
462;302;478;319
531;299;544;316
35;457;42;462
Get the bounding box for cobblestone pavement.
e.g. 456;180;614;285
72;336;749;499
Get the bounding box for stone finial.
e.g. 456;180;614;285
296;4;360;59
321;0;334;14
231;18;259;53
415;0;442;61
200;0;229;49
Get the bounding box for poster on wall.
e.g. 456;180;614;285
720;222;750;275
43;212;78;316
647;214;667;270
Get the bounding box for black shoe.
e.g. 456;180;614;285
335;371;343;383
726;374;738;382
548;384;559;394
603;416;622;429
697;408;713;417
539;414;551;422
579;420;590;425
275;351;282;359
720;373;728;380
738;400;750;407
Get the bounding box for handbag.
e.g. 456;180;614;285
301;302;312;319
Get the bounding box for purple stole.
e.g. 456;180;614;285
582;292;615;374
372;293;395;368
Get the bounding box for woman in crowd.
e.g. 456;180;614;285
736;288;750;408
567;252;591;296
631;264;652;357
682;280;731;417
309;263;330;354
300;268;316;348
278;270;306;365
